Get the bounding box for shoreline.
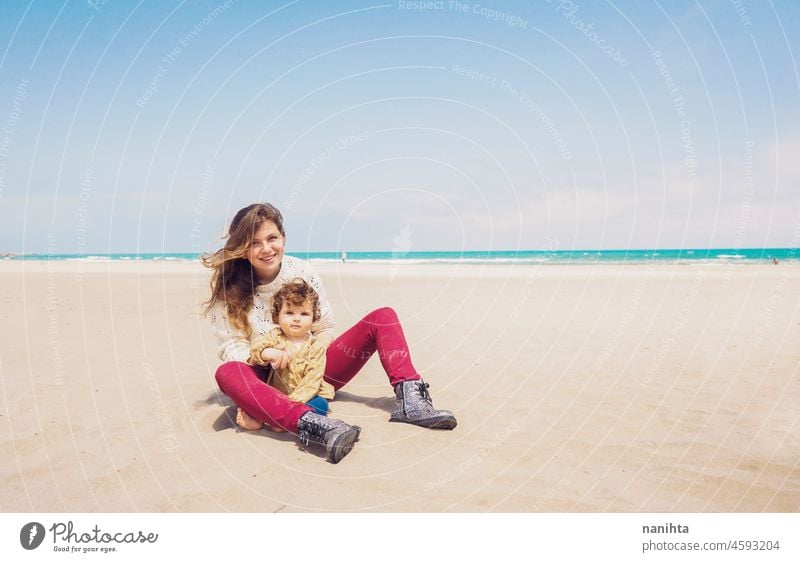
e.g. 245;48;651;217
2;259;798;278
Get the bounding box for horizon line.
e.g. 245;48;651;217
3;246;798;256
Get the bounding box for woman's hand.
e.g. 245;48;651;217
260;344;290;370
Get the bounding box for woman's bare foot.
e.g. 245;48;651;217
265;424;286;433
235;407;264;431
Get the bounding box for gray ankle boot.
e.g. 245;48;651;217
296;412;361;464
390;379;457;429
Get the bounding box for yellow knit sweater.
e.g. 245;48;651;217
249;328;334;403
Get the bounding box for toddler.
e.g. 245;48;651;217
235;278;334;431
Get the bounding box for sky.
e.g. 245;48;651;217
0;0;798;254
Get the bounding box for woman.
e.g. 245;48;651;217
203;203;456;464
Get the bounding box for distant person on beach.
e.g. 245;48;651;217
341;250;347;263
236;278;333;432
203;203;456;464
772;257;779;265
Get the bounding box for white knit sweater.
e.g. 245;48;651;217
209;255;335;363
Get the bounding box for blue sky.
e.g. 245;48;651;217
0;0;798;253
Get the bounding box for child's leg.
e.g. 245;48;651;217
324;307;421;390
305;396;329;416
215;361;310;431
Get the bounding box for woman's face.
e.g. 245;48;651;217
246;220;285;284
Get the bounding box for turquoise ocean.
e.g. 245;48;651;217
5;248;797;265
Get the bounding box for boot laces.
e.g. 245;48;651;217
298;417;328;446
414;382;433;404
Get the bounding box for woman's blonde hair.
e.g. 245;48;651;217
202;203;285;337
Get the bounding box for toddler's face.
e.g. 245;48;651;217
278;299;314;339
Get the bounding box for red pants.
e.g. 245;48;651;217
215;307;421;432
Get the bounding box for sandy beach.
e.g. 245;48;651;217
1;260;798;512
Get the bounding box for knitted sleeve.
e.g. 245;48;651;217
209;301;251;363
304;262;335;339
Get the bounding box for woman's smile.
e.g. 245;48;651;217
246;220;285;283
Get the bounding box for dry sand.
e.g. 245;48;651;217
1;259;799;512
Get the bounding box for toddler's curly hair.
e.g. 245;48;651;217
271;277;321;323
